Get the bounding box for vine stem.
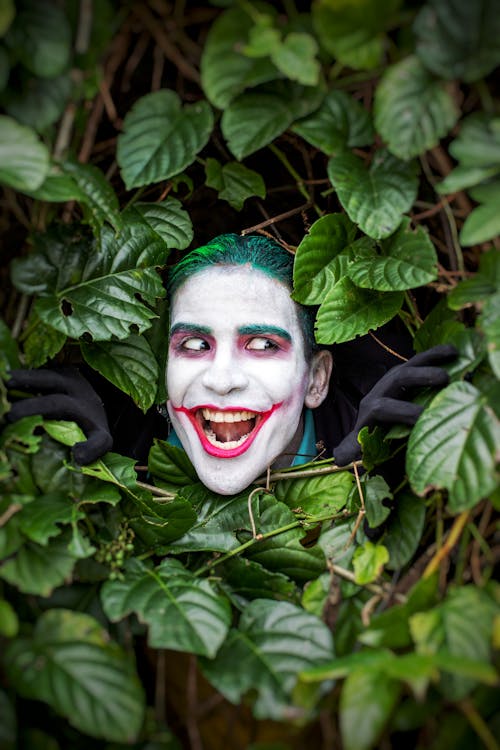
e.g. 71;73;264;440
423;510;470;578
253;459;363;484
459;699;500;750
268;143;323;217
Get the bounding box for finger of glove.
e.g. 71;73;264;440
7;394;99;426
73;428;113;465
333;433;362;466
7;368;82;396
404;344;458;368
367;365;449;399
356;396;423;428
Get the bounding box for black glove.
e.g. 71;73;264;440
333;344;458;466
6;367;113;465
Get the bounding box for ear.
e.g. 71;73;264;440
304;349;333;409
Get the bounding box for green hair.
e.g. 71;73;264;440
167;233;317;355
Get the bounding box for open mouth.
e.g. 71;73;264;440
174;403;281;458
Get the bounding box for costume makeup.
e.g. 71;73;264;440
166;265;330;495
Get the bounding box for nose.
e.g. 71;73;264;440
201;349;248;395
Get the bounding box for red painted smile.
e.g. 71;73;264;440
173;403;282;458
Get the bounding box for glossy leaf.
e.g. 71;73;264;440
292;213;358;305
348;218;438;291
315;277;404;344
22;312;66;368
219;557;298;602
274;469;354;520
201;598;334;719
460;183;500;245
147;440;199;491
374;56;459;160
407;382;500;512
101;557;231;657
17;491;84;545
5;0;71;78
4;609;145;742
61;160;122;231
222;81;324;160
341;668;400;750
11;223;167;341
205;158;266;210
0;115;50;191
312;0;401;70
480;292;500;379
128;494;197;548
4;73;72;132
363;475;392;529
327;148;418;239
437;114;500;193
352;541;389;584
293;89;374;154
200;5;279;108
447;248;499;309
383;491;426;570
82;334;159;412
414;0;500;82
271;32;320;86
124;198;193;250
0;534;77;596
117;90;213;189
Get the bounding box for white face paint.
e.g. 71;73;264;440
166;265;328;495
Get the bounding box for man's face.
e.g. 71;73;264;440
166;265;316;495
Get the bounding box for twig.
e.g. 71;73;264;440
459;698;500;750
346;462;365;548
253;459;363;485
241;202;313;236
0;503;23;527
135;480;176;500
368;331;408;362
11;293;30;340
423;510;470;578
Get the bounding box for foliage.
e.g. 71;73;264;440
0;1;498;749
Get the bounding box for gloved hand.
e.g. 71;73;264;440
6;367;113;465
333;344;458;466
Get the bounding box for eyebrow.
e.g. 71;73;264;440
169;322;213;336
238;325;292;342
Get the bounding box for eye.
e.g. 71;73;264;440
245;337;279;351
181;337;210;352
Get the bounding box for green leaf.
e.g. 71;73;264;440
0;45;9;92
274;469;354;520
17;491;84;545
4;72;72;131
82;334;159;412
200;5;279;108
0;115;50;191
481;292;500;379
12;224;167;341
61;160;122;232
410;585;498;700
4;609;145;742
219;557;298;602
327;148;418;239
0;533;77;596
0;0;14;36
0;317;19;374
124;197;193;250
117;90;214;189
352;540;389;584
205;158;266;210
128;494;196;548
0;690;16;750
5;0;71;77
293;89;374;154
414;0;500;82
348;218;438;291
147;439;199;491
374;56;459;160
363;475;392;529
201;598;334;720
315;277;404;344
271;32;320;86
312;0;401;70
292;213;358;304
407;381;500;512
101;557;231;657
447;248;500;309
340;668;400;750
222;80;324;160
22;312;66;367
437;115;500;193
0;598;18;637
460;188;500;246
383;491;426;570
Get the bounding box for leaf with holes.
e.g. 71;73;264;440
82;334;159;412
348;218;438;291
315;277;404;344
414;0;500;82
4;609;145;742
101;557;231;657
222;80;324;160
293;89;374;154
327;148;418;239
11;223;167;341
117;90;213;189
374;56;459;160
0;116;50;191
407;382;500;512
201;598;333;720
200;5;279;109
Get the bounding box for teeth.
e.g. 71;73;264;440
204;427;248;450
201;408;255;423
